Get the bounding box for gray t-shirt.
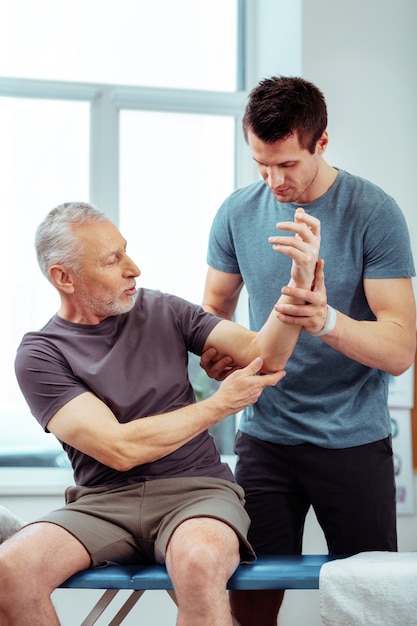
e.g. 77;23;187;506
15;289;232;486
207;169;415;448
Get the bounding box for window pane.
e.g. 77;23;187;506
0;0;238;91
119;110;234;304
0;97;89;465
120;110;236;454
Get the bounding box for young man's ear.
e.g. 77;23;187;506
316;131;329;155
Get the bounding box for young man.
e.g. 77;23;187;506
202;76;416;625
0;201;320;626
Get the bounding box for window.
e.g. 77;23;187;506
0;0;238;91
0;96;89;467
120;110;235;303
0;0;249;473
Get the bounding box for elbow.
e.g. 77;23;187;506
389;357;414;378
109;457;137;472
106;452;138;472
96;443;145;472
390;365;411;377
97;454;135;473
387;346;415;377
260;350;291;374
105;455;149;472
260;358;287;374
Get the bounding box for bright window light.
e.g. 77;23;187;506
0;97;89;431
0;0;238;91
120;110;235;304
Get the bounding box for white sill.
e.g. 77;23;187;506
0;468;74;496
0;456;237;496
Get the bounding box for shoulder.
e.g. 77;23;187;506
16;315;65;359
336;169;399;206
137;289;220;353
135;288;217;329
216;180;271;217
135;288;200;316
329;169;406;232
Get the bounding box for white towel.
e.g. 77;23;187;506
0;505;25;543
319;551;417;626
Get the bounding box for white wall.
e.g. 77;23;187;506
302;0;417;270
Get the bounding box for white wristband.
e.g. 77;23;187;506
311;305;337;337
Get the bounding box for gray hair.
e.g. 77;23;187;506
35;202;108;282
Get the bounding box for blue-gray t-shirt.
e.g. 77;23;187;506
15;289;231;487
207;169;415;448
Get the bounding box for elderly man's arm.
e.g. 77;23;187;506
47;357;284;471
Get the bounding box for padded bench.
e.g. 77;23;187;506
60;554;345;625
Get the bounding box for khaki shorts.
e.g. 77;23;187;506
37;477;255;566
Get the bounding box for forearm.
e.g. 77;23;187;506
119;360;283;467
48;392;227;472
320;310;415;376
113;394;231;470
205;279;321;375
50;360;280;471
249;212;319;366
229;273;320;371
252;295;303;371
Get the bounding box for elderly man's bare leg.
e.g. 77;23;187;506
0;522;90;626
166;517;241;626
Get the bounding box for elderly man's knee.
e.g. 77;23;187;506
168;518;240;585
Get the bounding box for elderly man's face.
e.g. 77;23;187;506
69;220;141;324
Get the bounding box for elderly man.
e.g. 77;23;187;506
0;201;321;625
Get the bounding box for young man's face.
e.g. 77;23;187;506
69;220;140;324
247;129;328;205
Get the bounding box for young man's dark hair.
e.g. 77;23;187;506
242;75;328;153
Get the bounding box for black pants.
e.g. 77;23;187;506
234;431;397;555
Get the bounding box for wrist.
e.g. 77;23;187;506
288;275;314;290
310;305;337;337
